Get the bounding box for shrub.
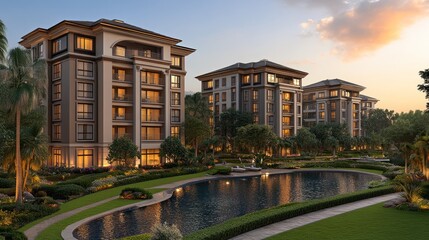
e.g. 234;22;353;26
120;188;153;200
90;175;118;191
0;178;15;188
122;233;152;240
151;222;182;240
184;186;395;240
34;191;47;198
37;184;85;200
421;181;429;199
207;166;231;175
0;188;14;197
0;203;59;229
0;227;27;240
393;173;424;203
56;172;113;188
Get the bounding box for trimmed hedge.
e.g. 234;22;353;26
0;227;27;240
207;166;231;175
184;186;395;240
0;203;59;229
56;172;113;188
36;184;85;200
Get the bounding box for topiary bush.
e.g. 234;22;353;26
120;188;153;200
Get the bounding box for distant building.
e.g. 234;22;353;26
196;59;308;138
302;79;378;137
20;19;195;167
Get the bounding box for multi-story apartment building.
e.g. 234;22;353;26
20;19;194;167
196;60;308;139
302;79;377;137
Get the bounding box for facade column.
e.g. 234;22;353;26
134;65;142;166
164;70;171;139
97;60;113;166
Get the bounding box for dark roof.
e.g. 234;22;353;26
360;94;378;101
197;59;308;78
304;79;365;90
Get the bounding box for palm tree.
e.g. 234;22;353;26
0;20;7;63
0;48;46;203
414;135;429;179
417;69;429;110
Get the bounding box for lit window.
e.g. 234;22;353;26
253;114;259;123
283;104;291;113
267;74;277;84
171;75;180;88
141;108;161;122
141;71;161;85
330;90;338;97
113;68;126;81
52;35;67;54
318;103;325;110
53;82;61;100
171;92;180;105
53;62;61;79
77;82;93;99
77;124;94;140
267;89;274;101
113;107;126;120
77;103;93;119
330;111;336;121
141;149;160;166
283;92;292;101
318;92;325;98
171;126;180;138
319;112;325;119
267;103;274;113
253;74;261;84
208;95;213;104
253;90;258;100
76;36;94;51
171;109;180;122
142;90;161;103
242;75;250;85
204;80;213;90
293;79;300;86
171;55;181;68
77;149;93;168
283;116;291;125
114;46;126;57
141;127;161;140
53;104;61;121
52;124;61;141
252;103;258;113
222;92;226;102
282;129;291;137
77;60;94;78
52;148;62;166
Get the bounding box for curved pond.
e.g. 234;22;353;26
74;171;380;239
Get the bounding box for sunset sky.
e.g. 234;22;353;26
2;0;429;113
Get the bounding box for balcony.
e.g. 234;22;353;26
112;73;133;82
141;78;165;86
125;49;162;60
113;115;126;120
113;95;132;102
142;97;163;104
142;116;163;122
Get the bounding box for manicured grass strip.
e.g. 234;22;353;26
35;189;164;240
267;203;429;240
184;186;395;240
121;233;151;240
19;172;206;232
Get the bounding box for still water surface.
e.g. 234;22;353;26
74;171;380;239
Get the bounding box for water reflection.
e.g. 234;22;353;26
74;171;380;240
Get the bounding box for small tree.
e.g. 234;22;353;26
235;124;277;154
106;136;140;166
160;136;188;164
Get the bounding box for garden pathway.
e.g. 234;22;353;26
230;193;400;240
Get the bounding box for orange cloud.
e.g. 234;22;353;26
293;0;429;59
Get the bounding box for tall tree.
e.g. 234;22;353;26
417;69;429;110
414;135;429;179
0;20;7;63
0;48;46;203
235;124;277;154
160;136;188;164
295;128;319;155
217;108;252;152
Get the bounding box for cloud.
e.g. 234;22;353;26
289;0;429;59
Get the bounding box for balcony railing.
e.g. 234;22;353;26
141;135;162;141
113;95;132;101
113;115;126;120
142;97;163;104
113;73;133;82
126;49;162;60
142;78;165;86
142;116;163;122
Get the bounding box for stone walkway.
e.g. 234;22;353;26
230;193;400;240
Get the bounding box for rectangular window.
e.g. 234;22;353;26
318;92;325;98
142;90;161;103
77;60;94;78
76;35;94;52
77;103;93;120
293;79;300;86
318;103;325;110
221;92;226;102
353;103;359;111
283;104;291;113
282;116;291;125
214;79;219;89
319;111;325;119
53;104;61;121
253;114;259;123
113;107;126;120
208;94;213;104
171;92;181;105
253;73;261;84
267;89;274;101
222;78;226;87
231;76;236;86
141;127;161;140
171;126;180;138
252;90;258;100
282;129;291;138
330;111;336;121
243;90;249;101
171;75;180;88
222;104;227;112
52;35;67;54
330;102;337;110
77;149;93;168
113;68;126;81
52;148;62;166
330;90;338;97
77;124;94;140
267;73;277;84
52;124;61;141
171;55;182;68
241;75;250;85
171;109;180;122
141;108;161;122
267;103;274;113
203;80;213;90
53;82;61;100
114;46;126;57
77;82;93;99
141;149;160;166
32;42;44;62
268;115;274;125
252;103;258;113
283;92;292;101
141;71;161;85
215;93;219;103
231;88;236;101
53;62;61;79
342;90;350;97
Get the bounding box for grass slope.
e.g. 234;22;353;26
268;203;429;240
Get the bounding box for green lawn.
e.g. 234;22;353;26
267;203;429;240
19;172;207;239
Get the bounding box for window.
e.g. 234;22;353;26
330;111;336;121
53;82;61;100
53;62;61;79
243;90;249;101
283;129;291;137
222;78;226;87
77;82;93;99
142;90;161;103
77;103;93;120
342;90;350;97
353;121;359;129
283;92;292;101
204;80;213;90
171;55;181;68
77;60;94;78
171;126;180;138
171;92;180;105
330;90;338;97
32;42;43;61
141;149;160;166
242;75;250;85
283;116;291;125
253;114;259;123
171;109;180;122
330;102;337;110
319;112;325;119
215;93;219;103
113;68;127;81
77;149;93;168
298;117;302;126
267;74;277;84
283;104;291;113
318;103;325;110
77;124;94;140
208;95;213;104
267;89;274;101
171;75;180;88
222;104;227;112
293;79;300;86
253;73;261;84
268;115;274;125
52;35;67;54
141;108;161;122
75;35;94;52
114;46;126;57
252;103;258;113
113;107;126;120
52;124;61;141
231;76;236;86
267;103;274;113
231;88;236;101
221;92;226;102
214;79;219;89
112;126;130;139
53;104;61;121
353;103;359;111
141;71;161;85
252;90;258;100
141;127;161;140
318;92;325;98
52;148;62;166
342;101;347;109
298;105;301;114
